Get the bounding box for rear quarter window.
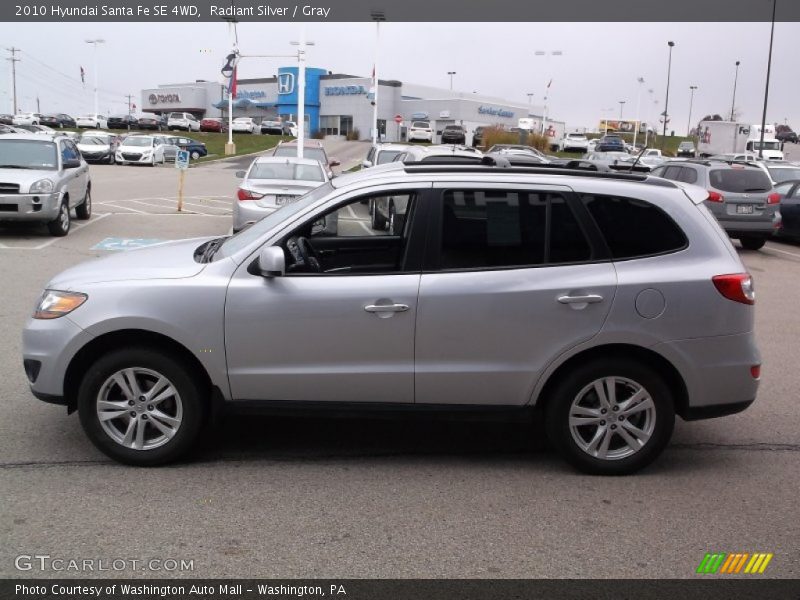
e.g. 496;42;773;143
709;169;772;193
582;194;687;259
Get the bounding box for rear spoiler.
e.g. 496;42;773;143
672;182;709;204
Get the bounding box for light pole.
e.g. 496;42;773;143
534;50;563;135
290;34;314;158
730;60;740;121
687;85;698;137
85;39;105;118
661;41;675;149
371;10;385;146
758;0;777;160
644;89;655;146
527;92;534;109
447;71;456;91
633;77;644;149
618;100;626;119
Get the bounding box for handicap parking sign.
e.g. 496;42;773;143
175;150;190;170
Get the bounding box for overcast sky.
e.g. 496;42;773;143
1;21;798;132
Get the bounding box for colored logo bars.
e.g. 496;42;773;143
696;552;773;574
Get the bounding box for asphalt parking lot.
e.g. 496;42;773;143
1;143;799;579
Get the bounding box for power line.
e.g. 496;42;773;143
20;49;128;98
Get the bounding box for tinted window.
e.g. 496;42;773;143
376;150;402;164
678;167;698;184
440;190;590;270
582;194;687;259
768;167;800;183
661;166;682;180
709;169;772;193
420;155;482;163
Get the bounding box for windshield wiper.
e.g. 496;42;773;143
198;236;228;262
0;164;34;169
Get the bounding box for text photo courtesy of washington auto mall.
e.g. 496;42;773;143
1;0;800;598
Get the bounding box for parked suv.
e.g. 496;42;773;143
441;125;467;145
677;141;697;157
652;160;780;250
167;112;200;132
408;121;433;143
0;133;91;236
23;161;760;473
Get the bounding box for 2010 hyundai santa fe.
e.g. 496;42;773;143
22;162;761;474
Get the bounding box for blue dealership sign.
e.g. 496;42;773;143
478;106;515;118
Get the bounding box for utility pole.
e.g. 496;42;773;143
125;94;134;131
6;47;20;114
687;86;698;137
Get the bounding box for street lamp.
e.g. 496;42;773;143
527;92;534;107
730;60;741;122
618;100;626;119
758;0;777;160
534;50;563;135
85;38;105;118
447;71;456;91
633;77;645;149
371;10;386;146
687;85;698;137
290;35;315;157
661;41;675;149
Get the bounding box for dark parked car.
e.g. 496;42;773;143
677;141;697;157
595;135;627;152
40;114;76;128
0;114;13;125
166;136;208;160
772;179;800;240
776;131;797;144
472;126;485;148
107;114;139;129
200;118;227;133
260;120;284;135
441;125;467;145
137;115;165;131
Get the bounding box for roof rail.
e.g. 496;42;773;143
402;162;675;186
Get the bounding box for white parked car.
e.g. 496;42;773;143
12;113;42;126
560;133;590;152
283;121;298;137
76;114;108;129
232;117;257;134
115;135;166;166
167;112;201;132
408;121;433;143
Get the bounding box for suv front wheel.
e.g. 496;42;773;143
77;348;207;466
545;358;675;475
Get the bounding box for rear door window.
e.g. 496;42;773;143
582;194;687;259
709;169;772;193
678;167;698;184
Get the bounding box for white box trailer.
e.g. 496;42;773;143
697;120;783;159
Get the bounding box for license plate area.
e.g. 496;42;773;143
275;195;298;205
736;204;755;214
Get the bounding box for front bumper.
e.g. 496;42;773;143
0;191;62;221
22;315;95;402
116;152;153;164
81;151;112;163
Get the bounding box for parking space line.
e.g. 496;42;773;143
0;213;111;250
100;202;150;214
764;244;800;260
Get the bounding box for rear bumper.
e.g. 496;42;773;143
233;201;277;231
682;399;754;421
0;192;62;221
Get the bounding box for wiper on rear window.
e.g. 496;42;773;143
744;188;769;192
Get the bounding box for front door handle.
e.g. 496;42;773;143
557;294;604;305
364;303;409;313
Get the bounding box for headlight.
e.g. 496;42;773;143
29;179;54;194
33;290;88;320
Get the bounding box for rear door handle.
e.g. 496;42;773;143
364;303;409;313
557;294;604;304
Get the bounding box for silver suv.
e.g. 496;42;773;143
0;133;91;236
22;163;760;474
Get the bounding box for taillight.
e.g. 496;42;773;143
707;191;724;203
237;188;263;201
712;273;755;305
767;192;781;204
750;365;761;379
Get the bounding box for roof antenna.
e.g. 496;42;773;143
628;144;648;172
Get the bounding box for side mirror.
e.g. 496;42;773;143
235;170;246;178
361;160;373;168
329;158;341;167
63;159;81;169
258;246;285;277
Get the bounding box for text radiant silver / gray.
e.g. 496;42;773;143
22;162;760;474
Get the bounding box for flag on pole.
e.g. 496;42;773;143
132;103;136;110
80;66;85;86
547;79;553;89
367;64;376;102
227;66;238;98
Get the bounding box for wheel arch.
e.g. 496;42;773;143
533;343;689;418
63;329;213;413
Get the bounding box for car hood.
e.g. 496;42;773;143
0;168;60;190
46;237;211;290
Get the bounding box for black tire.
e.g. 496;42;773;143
47;199;71;236
108;153;115;165
388;203;403;235
75;188;92;220
370;200;387;230
544;357;675;475
740;236;766;251
77;347;208;466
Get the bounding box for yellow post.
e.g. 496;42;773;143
177;168;185;212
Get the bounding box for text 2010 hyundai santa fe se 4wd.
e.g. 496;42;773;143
22;162;761;474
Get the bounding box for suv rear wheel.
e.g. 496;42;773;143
740;236;766;251
77;348;207;466
545;358;675;475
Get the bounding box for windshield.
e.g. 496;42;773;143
748;141;781;150
169;113;184;119
123;137;153;147
412;122;429;128
273;146;327;164
217;182;335;259
768;167;800;183
79;135;111;145
248;162;324;182
0;139;58;169
376;150;403;164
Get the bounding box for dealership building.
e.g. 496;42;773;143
141;66;565;145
